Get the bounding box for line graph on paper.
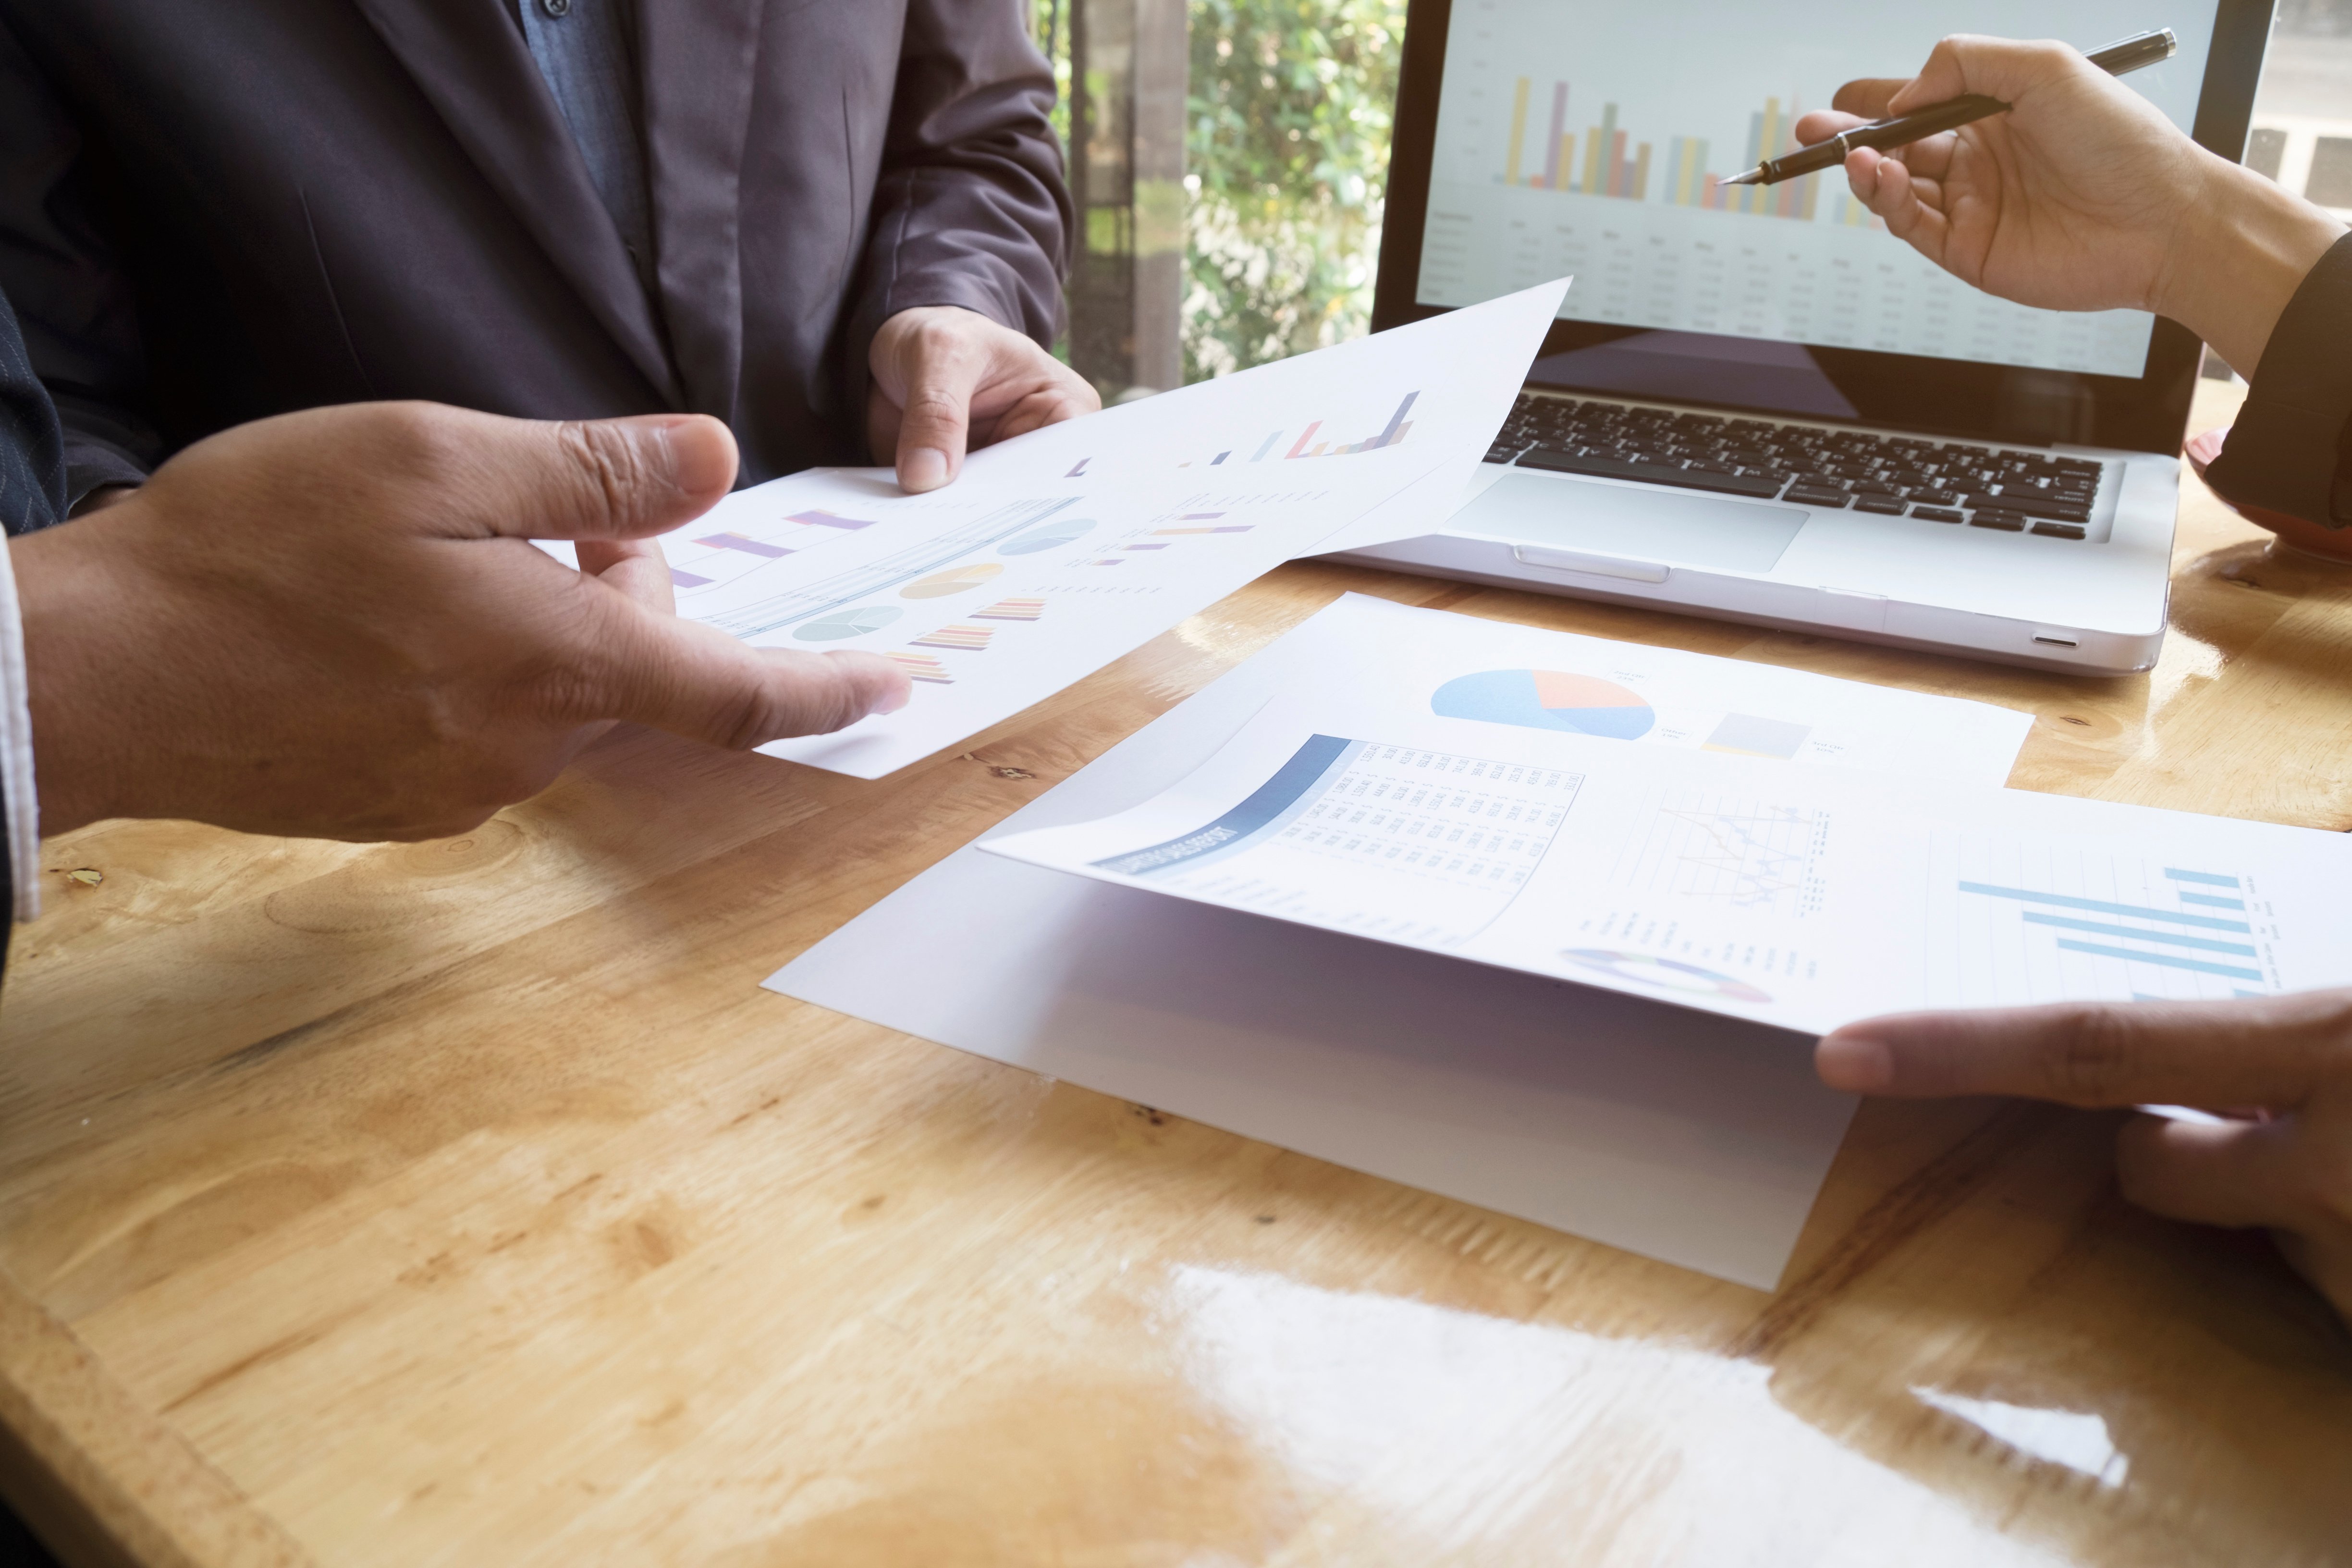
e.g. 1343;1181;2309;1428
1618;792;1828;916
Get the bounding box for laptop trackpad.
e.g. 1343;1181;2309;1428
1452;471;1807;575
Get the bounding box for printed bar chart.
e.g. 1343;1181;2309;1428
693;531;792;559
971;597;1046;622
1179;392;1420;468
1957;869;2274;993
910;625;994;651
705;498;1072;639
883;651;954;684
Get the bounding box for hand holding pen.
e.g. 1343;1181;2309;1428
1779;32;2346;377
1727;29;2177;188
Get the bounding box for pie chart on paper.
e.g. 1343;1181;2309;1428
1431;669;1656;740
793;604;902;642
901;562;1004;599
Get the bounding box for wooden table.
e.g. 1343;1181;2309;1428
4;379;2350;1568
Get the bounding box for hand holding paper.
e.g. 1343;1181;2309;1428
552;282;1571;777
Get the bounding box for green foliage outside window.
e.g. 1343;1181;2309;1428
1034;0;1409;383
1182;0;1409;381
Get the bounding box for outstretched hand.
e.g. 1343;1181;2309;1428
1796;36;2345;374
1818;991;2352;1324
12;403;910;842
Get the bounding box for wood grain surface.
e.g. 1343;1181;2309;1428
3;380;2350;1567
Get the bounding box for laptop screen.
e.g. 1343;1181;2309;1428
1373;0;2272;452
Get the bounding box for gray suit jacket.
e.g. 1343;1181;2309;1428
0;0;1071;499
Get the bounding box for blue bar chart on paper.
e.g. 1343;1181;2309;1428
1932;842;2278;1007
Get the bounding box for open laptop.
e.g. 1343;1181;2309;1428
1337;0;2272;673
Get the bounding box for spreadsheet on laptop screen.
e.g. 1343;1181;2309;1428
1414;0;2219;379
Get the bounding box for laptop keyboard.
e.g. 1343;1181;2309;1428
1486;393;2105;540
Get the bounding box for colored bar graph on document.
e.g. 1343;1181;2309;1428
1269;392;1421;460
971;597;1045;621
884;651;955;684
693;531;792;559
1945;856;2277;1005
910;625;994;651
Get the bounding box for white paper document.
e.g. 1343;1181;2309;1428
609;280;1566;778
985;603;2352;1037
767;599;2045;1288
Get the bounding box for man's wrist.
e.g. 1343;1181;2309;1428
2156;155;2350;376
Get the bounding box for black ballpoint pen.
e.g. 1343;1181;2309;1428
1723;27;2178;187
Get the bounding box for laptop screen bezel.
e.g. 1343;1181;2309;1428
1370;0;2276;454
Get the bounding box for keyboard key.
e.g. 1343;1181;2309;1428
2032;522;2088;539
1515;447;1787;498
1911;489;1959;507
1784;486;1851;507
1970;511;2028;531
1851;496;1907;514
1991;494;2092;523
1912;506;1965;523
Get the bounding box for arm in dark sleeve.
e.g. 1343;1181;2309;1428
1;282;64;536
846;0;1073;362
0;14;160;507
2203;230;2352;530
1;284;63;969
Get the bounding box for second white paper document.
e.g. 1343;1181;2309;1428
984;599;2352;1036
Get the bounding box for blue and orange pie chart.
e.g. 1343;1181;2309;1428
1431;668;1656;740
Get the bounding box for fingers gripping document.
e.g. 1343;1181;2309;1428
982;604;2352;1037
606;280;1568;778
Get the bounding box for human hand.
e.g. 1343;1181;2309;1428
11;403;909;841
867;305;1099;494
1818;991;2352;1325
1795;37;2345;373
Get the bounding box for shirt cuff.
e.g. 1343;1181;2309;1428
62;432;148;517
2203;229;2352;530
0;537;39;921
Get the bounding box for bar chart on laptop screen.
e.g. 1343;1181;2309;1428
1417;0;2217;376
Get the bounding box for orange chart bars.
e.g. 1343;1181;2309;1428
909;625;994;652
883;650;954;684
1498;83;1648;200
1275;391;1421;460
1688;98;1823;219
970;597;1045;621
